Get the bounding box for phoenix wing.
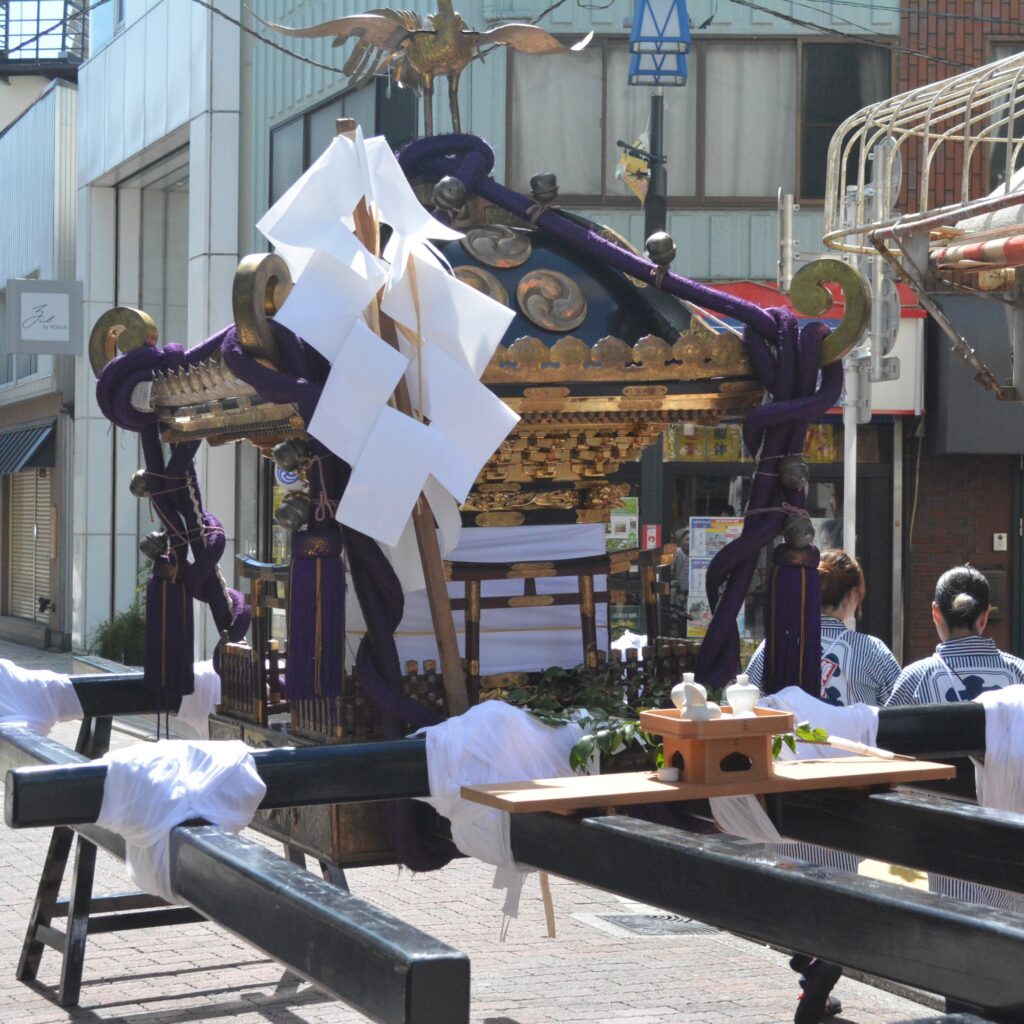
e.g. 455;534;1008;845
471;25;593;53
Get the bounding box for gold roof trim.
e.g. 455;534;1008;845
482;331;751;385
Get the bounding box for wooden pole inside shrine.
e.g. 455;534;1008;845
338;118;469;716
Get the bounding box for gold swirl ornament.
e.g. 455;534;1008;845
788;258;871;366
233;252;294;367
516;269;587;333
461;225;533;268
454;266;509;306
88;307;159;377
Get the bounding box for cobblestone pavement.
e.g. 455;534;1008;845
0;640;971;1024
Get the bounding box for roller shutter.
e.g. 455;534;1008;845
8;470;52;622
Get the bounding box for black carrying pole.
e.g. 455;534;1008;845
2;725;429;828
0;725;468;1024
509;812;1024;1021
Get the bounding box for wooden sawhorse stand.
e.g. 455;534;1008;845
16;715;204;1006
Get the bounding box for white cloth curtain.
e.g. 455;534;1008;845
508;48;603;195
705;42;797;197
349;525;609;674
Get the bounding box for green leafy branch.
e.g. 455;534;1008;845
772;721;830;758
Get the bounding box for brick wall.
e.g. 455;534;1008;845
899;2;1024;213
904;449;1016;662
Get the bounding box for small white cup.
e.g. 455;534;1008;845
656;766;680;782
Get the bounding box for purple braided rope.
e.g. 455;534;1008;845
97;328;252;652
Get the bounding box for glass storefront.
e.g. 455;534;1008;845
607;420;895;660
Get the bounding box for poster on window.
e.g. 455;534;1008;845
686;551;745;639
688;516;744;557
606;496;639;552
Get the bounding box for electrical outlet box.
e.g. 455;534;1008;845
993;533;1008;552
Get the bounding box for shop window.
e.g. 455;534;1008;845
507;38;890;203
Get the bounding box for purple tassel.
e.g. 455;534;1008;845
286;525;345;698
763;543;822;696
144;553;195;695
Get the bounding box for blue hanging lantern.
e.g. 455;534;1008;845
628;50;688;86
629;0;691;54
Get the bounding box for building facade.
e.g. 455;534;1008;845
895;3;1024;662
72;0;251;654
0;77;78;649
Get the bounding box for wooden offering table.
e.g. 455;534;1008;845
463;705;955;814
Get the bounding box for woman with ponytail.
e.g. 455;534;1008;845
887;565;1024;706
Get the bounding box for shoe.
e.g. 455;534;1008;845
793;959;843;1024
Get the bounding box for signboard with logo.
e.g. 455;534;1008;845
4;279;83;356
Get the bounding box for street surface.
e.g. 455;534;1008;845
0;640;979;1024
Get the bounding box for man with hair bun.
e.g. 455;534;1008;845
887;564;1024;706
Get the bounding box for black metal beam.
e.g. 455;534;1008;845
171;826;469;1024
68;673;177;716
0;726;468;1024
509;812;1024;1018
2;725;430;828
876;702;986;757
765;787;1024;893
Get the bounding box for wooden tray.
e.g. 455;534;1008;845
640;705;794;740
461;755;956;814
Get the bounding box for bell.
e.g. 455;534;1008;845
645;231;677;267
783;513;815;550
275;492;311;532
139;531;168;560
432;175;467;212
272;439;310;473
529;172;558;205
779;456;810;493
129;469;149;498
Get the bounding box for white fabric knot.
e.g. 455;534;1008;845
416;701;583;919
974;685;1024;814
708;688;878;842
0;658;81;735
760;685;879;756
96;740;266;903
174;661;222;739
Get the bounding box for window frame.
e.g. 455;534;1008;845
505;33;894;208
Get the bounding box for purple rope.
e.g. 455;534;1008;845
399;135;778;337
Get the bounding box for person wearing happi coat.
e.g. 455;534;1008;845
746;550;900;1024
887;564;1024;929
887;564;1024;707
746;548;900;706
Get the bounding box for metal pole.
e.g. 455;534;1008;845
644;87;666;240
842;360;858;562
639;86;666;552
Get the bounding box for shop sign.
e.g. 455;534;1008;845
4;279;83;356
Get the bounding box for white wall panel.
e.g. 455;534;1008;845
104;36;127;169
143;2;169;145
165;0;192;131
0;87;57;284
123;38;146;155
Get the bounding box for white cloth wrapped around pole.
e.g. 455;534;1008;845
0;658;81;735
174;661;222;739
95;740;266;904
974;686;1024;814
709;689;877;848
415;702;583;918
